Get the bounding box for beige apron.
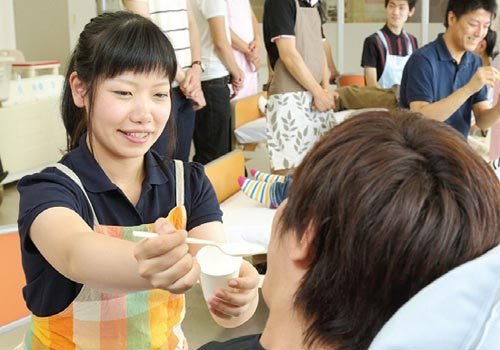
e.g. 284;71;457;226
266;0;337;170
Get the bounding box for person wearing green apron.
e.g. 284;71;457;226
263;0;337;173
16;11;259;350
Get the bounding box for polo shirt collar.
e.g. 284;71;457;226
382;24;405;38
68;134;168;193
435;33;474;67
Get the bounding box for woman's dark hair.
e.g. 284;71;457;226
444;0;497;27
384;0;418;10
61;11;177;155
279;110;500;349
484;28;498;58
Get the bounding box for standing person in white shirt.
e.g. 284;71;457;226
189;0;245;164
123;0;205;161
227;0;261;99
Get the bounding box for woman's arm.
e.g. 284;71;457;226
188;221;259;328
30;208;199;294
275;37;333;112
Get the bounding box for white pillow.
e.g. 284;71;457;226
369;245;500;350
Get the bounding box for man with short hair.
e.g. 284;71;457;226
400;0;500;138
199;109;500;350
361;0;418;88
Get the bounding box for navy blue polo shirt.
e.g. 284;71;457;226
17;134;222;317
200;334;265;350
400;34;488;137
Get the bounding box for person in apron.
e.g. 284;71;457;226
361;0;418;88
227;0;260;100
16;12;259;350
263;0;337;173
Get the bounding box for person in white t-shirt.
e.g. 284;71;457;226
123;0;205;161
189;0;245;164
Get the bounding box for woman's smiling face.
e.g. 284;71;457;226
84;70;171;162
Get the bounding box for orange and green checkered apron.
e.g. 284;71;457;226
22;161;188;350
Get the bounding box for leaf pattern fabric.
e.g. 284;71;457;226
266;91;338;170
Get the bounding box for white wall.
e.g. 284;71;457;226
0;0;16;49
67;0;97;51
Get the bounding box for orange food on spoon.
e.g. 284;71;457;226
166;206;187;230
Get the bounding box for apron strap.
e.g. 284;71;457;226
376;30;389;51
173;159;185;207
402;31;414;55
51;163;100;226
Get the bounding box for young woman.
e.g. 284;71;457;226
17;11;259;349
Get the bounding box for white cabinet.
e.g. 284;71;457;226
0;96;66;183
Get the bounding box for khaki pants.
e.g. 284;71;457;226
336;86;398;111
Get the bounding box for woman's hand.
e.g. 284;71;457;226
207;260;260;321
134;218;200;294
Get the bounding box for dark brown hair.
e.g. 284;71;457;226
444;0;497;27
384;0;417;10
61;11;177;155
280;110;500;349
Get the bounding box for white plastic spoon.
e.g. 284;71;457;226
132;231;266;257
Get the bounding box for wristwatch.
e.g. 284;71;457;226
191;60;205;72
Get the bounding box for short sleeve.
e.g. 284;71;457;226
185;162;222;231
265;0;296;41
198;0;226;19
361;35;379;68
402;54;435;104
472;86;489;105
17;168;94;254
17;168;92;316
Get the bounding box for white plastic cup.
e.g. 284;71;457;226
196;246;242;301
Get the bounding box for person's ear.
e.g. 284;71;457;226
288;222;316;266
408;7;415;18
69;72;87;108
447;11;457;27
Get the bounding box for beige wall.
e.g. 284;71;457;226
14;0;70;71
13;0;96;74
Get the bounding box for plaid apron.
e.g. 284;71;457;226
21;161;188;350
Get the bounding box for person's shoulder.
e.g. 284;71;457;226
365;32;379;42
199;334;263;350
153;158;208;185
406;31;418;43
409;42;438;64
18;159;78;192
361;32;379;55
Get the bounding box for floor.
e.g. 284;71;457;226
0;145;271;349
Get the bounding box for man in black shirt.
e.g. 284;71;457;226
361;0;418;88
